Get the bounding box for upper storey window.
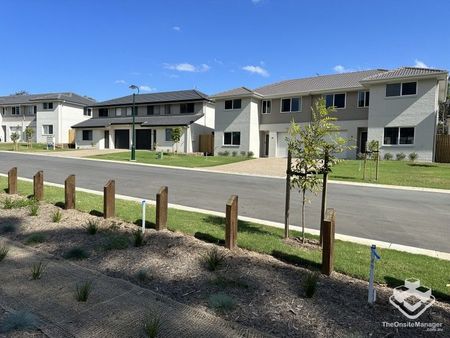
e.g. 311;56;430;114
42;102;54;110
357;91;370;107
281;97;301;113
386;82;417;97
225;99;242;110
325;93;346;109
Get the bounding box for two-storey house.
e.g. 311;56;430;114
72;90;214;153
212;67;448;162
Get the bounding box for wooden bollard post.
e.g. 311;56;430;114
155;186;168;230
64;175;76;209
321;208;336;276
103;180;115;218
33;170;44;201
8;167;17;195
225;195;238;250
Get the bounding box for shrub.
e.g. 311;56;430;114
29;202;39;216
222;151;230;156
52;210;62;223
208;293;235;312
133;230;144;247
409;152;418;162
240;151;247;157
0;311;38;333
383;152;393;160
136;269;152;283
303;271;319;298
3;197;33;210
25;233;47;245
143;312;162;338
0;245;9;261
231;151;238;157
1;223;17;234
247;151;254;158
75;281;92;302
31;261;47;280
64;247;89;260
2;197;14;209
85;219;99;235
202;247;226;271
103;234;129;251
396;153;406;161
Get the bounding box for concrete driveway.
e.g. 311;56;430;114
207;158;287;177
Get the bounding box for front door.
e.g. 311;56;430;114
359;130;368;153
104;131;110;149
264;133;269;156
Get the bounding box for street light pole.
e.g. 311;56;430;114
129;85;139;161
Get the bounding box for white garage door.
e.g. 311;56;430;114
277;132;289;157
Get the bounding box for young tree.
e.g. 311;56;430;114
25;127;34;148
10;131;20;151
171;127;183;154
287;98;348;242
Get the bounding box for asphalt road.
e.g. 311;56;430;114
0;152;449;253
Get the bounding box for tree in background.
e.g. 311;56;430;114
287;98;348;242
25;127;34;148
171;127;183;154
11;90;29;96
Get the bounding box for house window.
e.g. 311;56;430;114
126;107;132;116
115;108;122;116
84;108;92;116
82;130;93;141
165;128;173;141
383;127;415;145
42;124;54;135
34;106;37;114
281;98;301;113
180;103;195;114
147;106;154;115
224;99;242;110
99;108;108;117
223;131;241;146
12;106;20;115
325;93;346;108
43;102;54;110
262;100;271;114
164;105;171;115
386;82;417;97
357;91;370;107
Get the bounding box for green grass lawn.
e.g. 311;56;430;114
89;150;251;168
0;143;72;152
331;160;450;190
1;176;449;301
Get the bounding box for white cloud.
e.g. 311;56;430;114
214;58;224;65
414;59;429;68
333;65;355;74
164;63;210;72
242;65;269;77
172;26;181;31
114;79;126;84
139;85;156;92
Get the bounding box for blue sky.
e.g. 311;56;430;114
1;0;449;101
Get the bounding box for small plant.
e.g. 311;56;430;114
29;202;39;216
0;311;38;333
75;281;92;302
85;219;99;235
2;197;33;210
52;210;62;223
303;271;319;298
202;247;226;271
143;312;162;338
133;230;144;247
396;153;406;161
136;269;152;283
0;245;9;261
247;151;254;158
103;234;129;251
231;151;238;157
31;261;47;280
25;233;47;245
64;247;89;260
208;292;235;312
1;223;17;234
409;152;418;162
222;150;230;156
240;151;246;157
2;197;14;209
383;152;393;160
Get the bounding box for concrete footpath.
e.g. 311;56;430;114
0;238;269;338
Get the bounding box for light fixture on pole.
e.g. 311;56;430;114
129;85;140;161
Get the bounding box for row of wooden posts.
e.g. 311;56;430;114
6;167;335;275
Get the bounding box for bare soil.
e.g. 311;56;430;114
0;194;449;337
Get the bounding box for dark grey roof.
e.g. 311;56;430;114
361;67;448;82
92;90;210;107
211;87;262;98
0;92;95;106
72;113;204;128
254;70;385;96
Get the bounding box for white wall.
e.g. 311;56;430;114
0;118;35;142
367;78;440;162
75;128;104;149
